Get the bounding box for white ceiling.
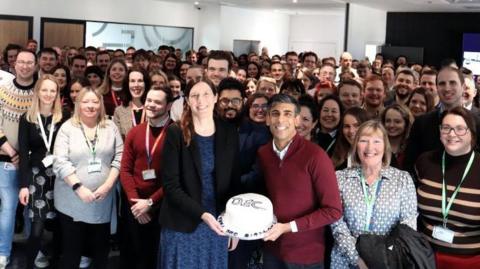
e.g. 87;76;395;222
163;0;480;12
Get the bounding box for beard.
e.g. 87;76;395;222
221;108;242;124
395;86;410;99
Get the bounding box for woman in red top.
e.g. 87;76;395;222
98;59;128;116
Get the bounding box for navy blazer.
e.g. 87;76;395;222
159;118;240;233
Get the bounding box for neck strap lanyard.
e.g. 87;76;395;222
37;113;55;152
360;172;381;232
145;120;169;168
111;90;120;107
326;138;336;152
441;151;475;227
81;124;99;159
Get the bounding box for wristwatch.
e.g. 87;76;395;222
147;198;153;207
72;182;83;191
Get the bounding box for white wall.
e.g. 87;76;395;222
347;3;387;60
219;6;290;56
289;9;346;60
2;0;201;47
195;3;221;50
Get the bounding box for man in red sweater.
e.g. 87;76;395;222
119;87;173;269
259;94;342;269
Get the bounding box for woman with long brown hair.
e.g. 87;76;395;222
159;78;240;269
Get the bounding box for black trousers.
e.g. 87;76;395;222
26;218;61;269
57;212;110;269
119;193;160;269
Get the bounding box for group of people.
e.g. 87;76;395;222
0;39;479;269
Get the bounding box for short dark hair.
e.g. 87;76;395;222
158;45;170;52
84;65;104;79
302;51;318;63
268;93;301;114
207;50;233;71
420;69;437;78
396;69;415;80
285;51;298;58
38;47;58;60
338;79;363;94
440;106;476;147
280;79;306;96
133;49;150;61
72;54;87;64
439;66;464;85
3;43;21;61
85;46;96;52
16;49;37;63
298;94;319;123
96;51;110;61
218;77;246;98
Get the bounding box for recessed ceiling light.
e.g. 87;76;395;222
293;0;298;3
194;1;199;5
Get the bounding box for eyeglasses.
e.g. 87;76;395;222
251;103;268;110
439;125;469;136
219;97;242;106
16;61;35;66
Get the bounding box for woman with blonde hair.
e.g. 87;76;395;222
331;120;417;269
97;59;128;116
18;74;65;268
53;87;123;268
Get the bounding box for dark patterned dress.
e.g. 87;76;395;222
160;134;228;269
18;113;63;221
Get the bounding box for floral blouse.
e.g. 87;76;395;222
330;166;418;269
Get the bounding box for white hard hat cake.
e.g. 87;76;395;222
218;193;276;240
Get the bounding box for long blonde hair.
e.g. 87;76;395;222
26;74;63;124
72;87;107;128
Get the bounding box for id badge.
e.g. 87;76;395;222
42;154;55;167
87;158;102;174
4;162;16;171
142;169;156;180
432;225;454;243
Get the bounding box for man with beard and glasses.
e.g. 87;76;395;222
119;87;173;269
216;77;244;126
385;69;416;106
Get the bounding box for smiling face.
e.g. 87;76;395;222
356;128;385;168
53;68;67;89
249;97;268;123
245;80;257;97
408;93;427;117
109;62;127;85
145;89;169;120
186;81;217;118
319;99;340;133
440;114;472;156
339;84;362;109
384;108;406;138
79;91;101;120
267;102;300;147
364;80;386;108
14;51;36;82
217;89;243;121
296;106;317;140
128;71;145;100
38;79;58;108
169;79;182;98
437;69;464;109
343;114;360;145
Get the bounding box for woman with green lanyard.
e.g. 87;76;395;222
331;120;418;269
316;94;344;156
53;87;123;269
416;107;480;269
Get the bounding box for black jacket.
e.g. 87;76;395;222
356;224;436;269
159;118;241;233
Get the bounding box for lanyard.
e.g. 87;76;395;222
37;113;55;152
145;121;168;168
360;172;381;232
131;107;146;127
326;138;336;152
80;124;99;159
441;151;475;227
111;90;120;107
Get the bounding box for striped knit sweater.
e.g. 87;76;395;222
0;79;35;161
416;149;480;255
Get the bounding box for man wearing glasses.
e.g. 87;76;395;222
215;77;244;126
0;49;37;268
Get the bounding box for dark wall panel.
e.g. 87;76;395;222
386;12;480;67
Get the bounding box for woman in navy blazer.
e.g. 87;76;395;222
159;78;240;269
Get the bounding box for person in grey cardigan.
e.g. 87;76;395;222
53;87;123;269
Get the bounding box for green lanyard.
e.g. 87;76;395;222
441;151;475;227
80;124;99;159
326;138;336;152
360;172;380;232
